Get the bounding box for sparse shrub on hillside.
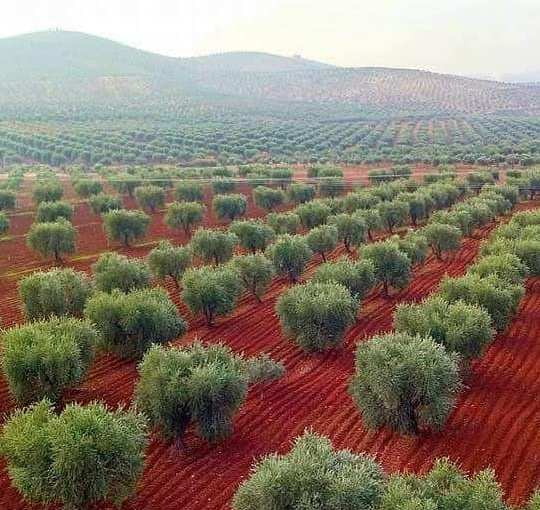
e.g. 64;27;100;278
305;224;339;262
213;193;247;221
0;400;147;510
32;181;63;204
73;179;103;198
276;282;357;351
102;209;150;246
1;317;96;405
350;332;461;434
175;181;204;202
266;211;300;234
233;431;385;510
190;228;238;265
164;200;205;236
85;288;185;359
35;200;73;223
0;189;16;210
134;185;165;212
147;240;191;287
253;186;285;211
394;296;494;362
181;265;241;326
360;241;411;296
26;219;76;262
92;252;150;293
19;268;93;320
438;274;524;331
229;254;274;302
88;193;122;214
288;182;316;204
265;234;312;283
229;219;275;253
295;201;331;229
312;258;376;300
135;343;283;446
421;222;462;260
328;213;366;252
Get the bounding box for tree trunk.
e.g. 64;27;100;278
382;280;389;298
367;229;374;241
402;400;419;435
321;251;327;262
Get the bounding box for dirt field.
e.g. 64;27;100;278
0;167;538;509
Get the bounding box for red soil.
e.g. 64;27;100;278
0;177;538;509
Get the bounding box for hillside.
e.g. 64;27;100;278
1;30;540;119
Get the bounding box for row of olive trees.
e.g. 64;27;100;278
349;184;527;437
232;429;540;509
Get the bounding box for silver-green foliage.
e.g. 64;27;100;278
1;317;96;404
233;431;385;510
92;252;150;293
276;282;357;351
0;400;147;510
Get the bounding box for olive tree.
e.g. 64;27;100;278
85;288;185;359
265;234;312;283
0;189;16;210
421;222;462;260
134;185;165;212
328;213;366;252
1;317;97;405
33;181;63;204
468;253;528;284
102;209;150;246
430;209;474;237
312;258;376;300
392;231;429;266
135;343;282;447
175;181;204;202
288;182;316;204
295;201;331;229
229;220;275;253
354;209;382;241
147;240;191;288
181;265;241;326
0;211;8;235
276;282;357;351
266;211;300;234
397;192;427;226
88;193;122;214
213;193;247;222
394;296;494;363
92;252;150;293
360;241;411;297
305;224;339;262
190;228;238;265
27;219;76;262
230;254;274;302
0;400;146;510
438;274;524;331
342;191;379;213
110;173;140;197
253;186;285;211
73;179;103;198
19;268;93;320
349;332;461;434
377;200;410;234
380;458;507;510
35;200;73;223
164;201;205;236
233;431;384;510
212;178;236;194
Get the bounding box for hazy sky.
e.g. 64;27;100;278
3;0;539;78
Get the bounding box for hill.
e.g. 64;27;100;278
1;30;540;119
